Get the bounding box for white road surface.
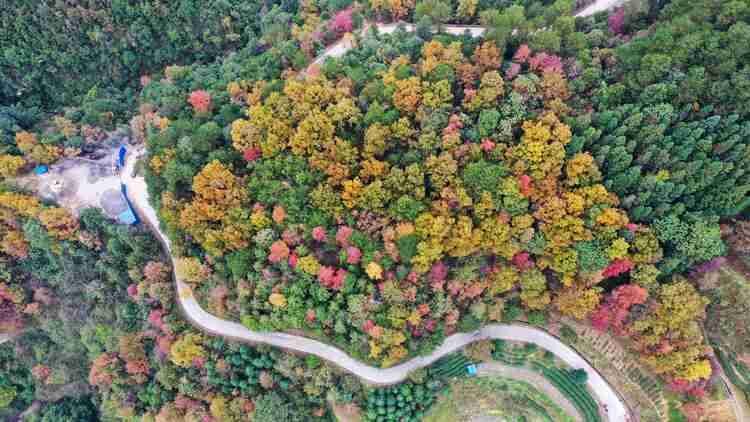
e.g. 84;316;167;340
576;0;625;17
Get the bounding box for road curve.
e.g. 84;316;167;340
307;0;617;71
719;368;750;422
121;147;628;421
577;0;624;17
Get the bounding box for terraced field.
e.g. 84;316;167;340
424;376;576;422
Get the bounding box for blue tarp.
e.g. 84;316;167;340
466;364;477;376
117;208;138;225
34;165;48;175
118;146;127;168
119;183;140;225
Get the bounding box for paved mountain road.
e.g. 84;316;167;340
119;2;633;419
122;142;627;422
307;0;621;71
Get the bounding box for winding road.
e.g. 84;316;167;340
118;2;634;420
306;0;623;72
123;149;628;421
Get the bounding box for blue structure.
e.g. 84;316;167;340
34;165;48;175
466;364;477;376
117;208;138;225
117;146;127;169
119;183;140;225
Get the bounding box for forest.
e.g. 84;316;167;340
1;0;750;421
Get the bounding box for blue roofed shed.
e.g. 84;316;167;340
117;146;127;169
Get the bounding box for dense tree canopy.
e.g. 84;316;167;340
137;21;713;387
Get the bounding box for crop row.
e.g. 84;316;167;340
531;362;601;422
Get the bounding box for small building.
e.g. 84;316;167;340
113;145;127;174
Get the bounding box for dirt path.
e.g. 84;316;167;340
720;373;750;422
476;362;583;421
